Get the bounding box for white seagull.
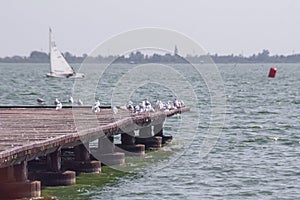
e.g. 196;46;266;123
69;96;74;103
92;100;101;113
112;106;118;114
77;99;83;105
126;101;134;111
173;99;180;108
36;98;45;105
54;98;62;110
155;100;164;110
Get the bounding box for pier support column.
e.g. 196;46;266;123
139;126;152;138
75;143;90;161
91;135;125;166
29;149;76;186
121;131;136;145
153;123;163;137
0;161;41;199
98;135;115;154
153;122;173;144
46;149;61;172
64;143;101;174
136;126;162;150
116;131;145;157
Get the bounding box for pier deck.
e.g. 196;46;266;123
0;107;189;168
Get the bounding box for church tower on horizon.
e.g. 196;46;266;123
174;45;178;56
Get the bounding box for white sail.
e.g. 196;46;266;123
47;28;84;78
49;28;74;75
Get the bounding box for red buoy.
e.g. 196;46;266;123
268;67;277;78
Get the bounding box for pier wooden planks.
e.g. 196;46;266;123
0;107;189;168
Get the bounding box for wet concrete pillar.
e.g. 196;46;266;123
153;123;163;137
116;131;145;157
91;134;125;166
121;131;135;145
153;120;172;144
139;126;152;138
98;135;115;154
29;149;76;186
74;143;90;161
0;161;41;199
46;150;61;172
1;161;28;183
136;126;162;150
64;143;101;174
13;161;28;182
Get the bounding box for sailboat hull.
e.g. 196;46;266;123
46;73;85;78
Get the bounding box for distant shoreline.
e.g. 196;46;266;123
1;49;300;64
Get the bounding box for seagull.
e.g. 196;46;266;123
54;98;60;105
145;100;154;112
173;99;180;108
134;104;141;113
126;101;134;111
163;101;174;110
92;100;101;113
77;99;83;105
155;100;164;110
56;102;62;110
180;100;185;107
112;106;118;114
168;100;175;110
69;96;74;103
54;99;62;110
36;98;45;105
145;99;151;107
140;100;146;111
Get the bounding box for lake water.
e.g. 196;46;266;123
0;63;300;199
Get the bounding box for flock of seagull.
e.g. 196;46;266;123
37;96;82;110
36;96;185;113
92;99;185;114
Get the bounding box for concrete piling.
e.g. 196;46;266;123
29;149;76;186
0;161;41;199
116;131;145;157
92;135;125;166
64;143;101;174
135;126;162;150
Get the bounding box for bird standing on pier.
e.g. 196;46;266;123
54;98;62;110
92;100;101;113
126;101;134;111
69;96;74;103
36;98;45;105
77;99;83;105
173;99;180;108
112;106;118;114
180;100;185;107
140;100;146;112
134;104;141;113
155;100;164;110
145;100;154;112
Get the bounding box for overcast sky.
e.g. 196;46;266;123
0;0;299;57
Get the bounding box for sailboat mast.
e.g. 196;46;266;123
49;28;51;55
49;28;53;73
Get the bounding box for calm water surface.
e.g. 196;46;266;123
0;63;299;199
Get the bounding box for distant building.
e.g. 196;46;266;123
174;45;178;56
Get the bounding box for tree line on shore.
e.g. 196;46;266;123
1;49;300;63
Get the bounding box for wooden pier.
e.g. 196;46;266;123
0;106;189;199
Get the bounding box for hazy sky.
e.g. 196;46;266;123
0;0;299;57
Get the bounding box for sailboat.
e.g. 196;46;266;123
46;28;84;78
